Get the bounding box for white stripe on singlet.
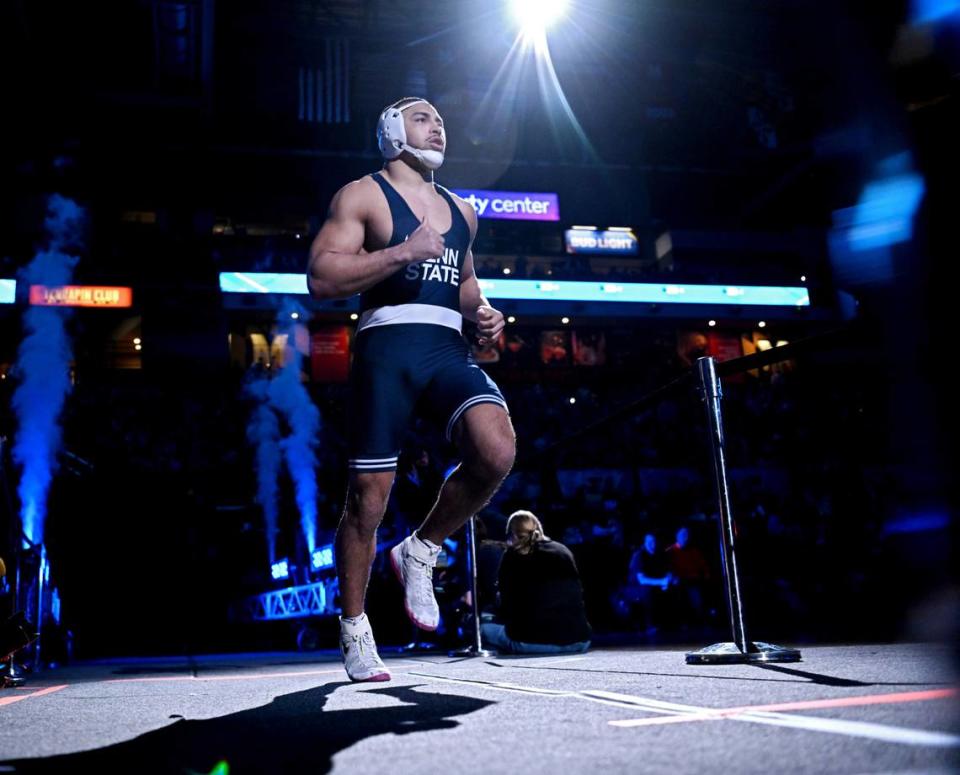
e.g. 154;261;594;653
446;395;509;440
357;304;462;333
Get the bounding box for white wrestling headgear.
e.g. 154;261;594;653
377;98;445;171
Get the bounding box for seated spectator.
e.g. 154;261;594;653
665;526;711;625
481;510;592;654
614;532;675;633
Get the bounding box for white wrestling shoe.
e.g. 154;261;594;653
340;613;391;682
390;533;442;631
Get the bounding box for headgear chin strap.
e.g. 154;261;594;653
377;99;445;171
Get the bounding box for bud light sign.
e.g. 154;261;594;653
565;229;639;256
451;189;560;222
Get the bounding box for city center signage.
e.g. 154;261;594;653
451;189;560;222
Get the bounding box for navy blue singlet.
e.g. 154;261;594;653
347;173;508;473
358;173;471;331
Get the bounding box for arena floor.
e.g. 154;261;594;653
1;643;957;774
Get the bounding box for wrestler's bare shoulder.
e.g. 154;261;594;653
329;176;380;214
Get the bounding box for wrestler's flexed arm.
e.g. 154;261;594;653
307;178;444;300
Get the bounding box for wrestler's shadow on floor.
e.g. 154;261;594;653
0;682;494;774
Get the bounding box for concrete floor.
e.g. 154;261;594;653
0;642;958;774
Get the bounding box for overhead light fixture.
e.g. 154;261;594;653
510;0;569;39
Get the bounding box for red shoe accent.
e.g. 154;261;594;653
392;544;439;632
353;671;391;683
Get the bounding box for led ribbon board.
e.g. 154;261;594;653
475;279;810;306
220;273;309;294
219;273;810;306
0;279;15;304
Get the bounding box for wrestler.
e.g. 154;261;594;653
308;97;515;681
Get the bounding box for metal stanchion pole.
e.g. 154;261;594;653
1;545;38;687
686;357;800;664
33;544;46;672
0;437;37;687
449;516;495;658
1;612;37;688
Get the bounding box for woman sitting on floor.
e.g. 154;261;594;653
481;510;592;655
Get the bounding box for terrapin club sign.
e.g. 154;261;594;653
29;285;133;308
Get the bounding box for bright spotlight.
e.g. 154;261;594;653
510;0;569;38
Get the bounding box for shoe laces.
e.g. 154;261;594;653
346;631;380;663
406;555;436;603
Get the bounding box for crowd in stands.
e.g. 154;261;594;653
0;323;919;652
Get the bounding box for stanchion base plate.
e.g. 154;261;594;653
685;641;802;664
2;662;29;688
448;647;496;658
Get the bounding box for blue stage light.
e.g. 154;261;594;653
271;559;290;580
311;544;335;571
828;152;925;284
912;0;960;23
